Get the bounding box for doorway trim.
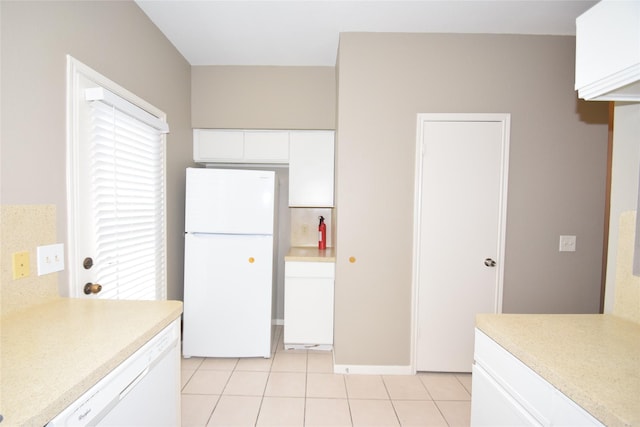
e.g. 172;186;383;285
410;113;511;373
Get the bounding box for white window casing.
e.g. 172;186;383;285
66;56;168;300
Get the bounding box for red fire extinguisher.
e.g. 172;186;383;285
318;216;327;250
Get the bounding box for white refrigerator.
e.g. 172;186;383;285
182;167;276;358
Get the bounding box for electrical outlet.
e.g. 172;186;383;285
559;235;577;252
12;251;30;279
37;243;65;275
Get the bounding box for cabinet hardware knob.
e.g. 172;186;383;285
83;282;102;295
349;256;356;263
248;257;255;263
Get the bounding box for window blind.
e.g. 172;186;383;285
87;98;167;300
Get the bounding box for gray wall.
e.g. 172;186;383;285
1;1;192;301
334;33;609;366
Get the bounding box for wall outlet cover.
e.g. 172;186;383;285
12;251;30;279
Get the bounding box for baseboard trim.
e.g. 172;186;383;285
272;319;284;326
333;364;413;375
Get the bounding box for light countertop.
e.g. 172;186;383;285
476;313;640;427
0;297;183;426
285;246;336;262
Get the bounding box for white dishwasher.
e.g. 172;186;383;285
47;318;181;427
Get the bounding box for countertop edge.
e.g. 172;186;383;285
1;298;183;427
285;246;336;262
476;313;640;427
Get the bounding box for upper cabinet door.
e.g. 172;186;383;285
289;131;335;207
193;129;289;164
244;131;289;163
193;129;244;162
575;0;640;101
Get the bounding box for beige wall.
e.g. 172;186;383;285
335;33;609;366
0;1;192;301
604;103;640;313
612;211;640;324
192;66;336;130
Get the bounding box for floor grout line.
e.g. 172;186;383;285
181;326;471;426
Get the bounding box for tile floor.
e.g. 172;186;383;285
181;326;472;426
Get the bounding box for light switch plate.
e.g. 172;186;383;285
37;243;65;275
559;235;577;252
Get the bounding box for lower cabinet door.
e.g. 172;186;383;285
284;276;334;345
471;364;542;427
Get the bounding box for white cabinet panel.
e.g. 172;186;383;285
471;329;604;427
244;131;289;162
284;261;335;347
289;131;335;207
193;129;289;164
575;0;640;101
193;129;244;161
474;329;553;423
471;364;541;427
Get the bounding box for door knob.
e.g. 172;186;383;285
84;282;102;295
484;258;497;267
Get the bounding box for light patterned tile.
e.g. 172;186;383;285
345;375;388;399
305;398;352;427
392;400;448;427
307;351;334;373
271;352;307;372
181;369;196;390
349;399;400;426
307;373;347;398
435;401;471;427
207;395;261;427
181;356;204;370
181;394;218;427
256;396;305;426
419;373;471;400
382;375;431;400
456;373;473;394
264;372;306;397
183;370;232;395
223;370;269;396
236;357;274;372
200;357;239;370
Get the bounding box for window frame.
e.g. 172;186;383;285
66;56;168;299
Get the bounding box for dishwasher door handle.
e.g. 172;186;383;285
119;366;149;400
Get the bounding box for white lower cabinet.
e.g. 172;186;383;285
471;329;603;427
284;261;334;349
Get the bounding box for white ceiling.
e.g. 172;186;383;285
135;0;598;67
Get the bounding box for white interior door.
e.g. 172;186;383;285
414;114;510;372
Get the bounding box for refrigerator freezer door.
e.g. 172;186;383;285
182;233;273;358
185;168;275;235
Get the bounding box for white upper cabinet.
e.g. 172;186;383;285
193;129;289;164
288;131;335;207
575;0;640;101
193;128;335;207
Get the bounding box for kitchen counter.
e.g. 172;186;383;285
285;246;336;262
476;313;640;427
0;297;183;426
